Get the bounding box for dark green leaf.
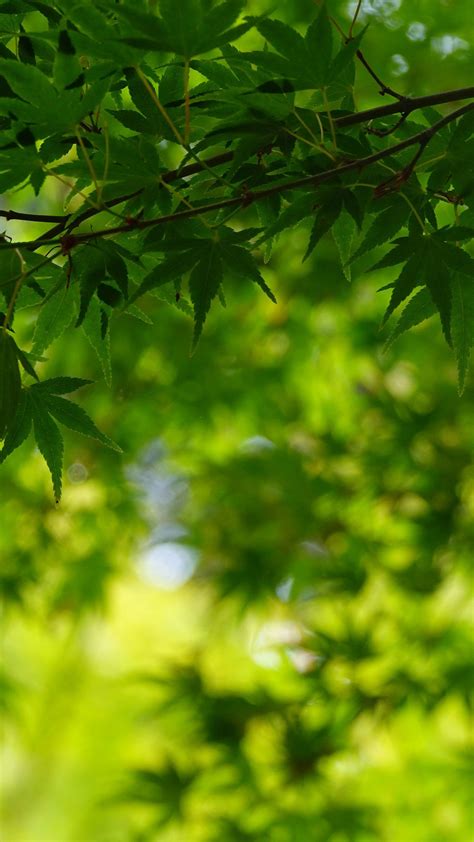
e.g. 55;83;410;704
303;193;343;262
332;210;357;281
451;272;474;393
433;226;474;242
434;242;474;278
159;0;201;57
200;1;247;53
0;58;55;106
368;236;421;273
31;288;75;356
15;346;38;381
30;391;64;502
0;331;21;439
31;377;92;395
75;251;107;328
100;308;109;340
45;394;122;452
54;31;81;89
221;244;276;302
255;18;306;67
305;4;333;86
81;297;112;386
383;252;425;324
128;250;201;307
113;8;175;53
255;193;315;246
328;28;367;83
58;30;75;56
343;190;364;231
18;34;36;66
206;0;244;39
98;283;122;308
384;287;436;350
424;247;452;344
0;388;32;464
189;243;224;349
109;109;152;134
351;199;410;263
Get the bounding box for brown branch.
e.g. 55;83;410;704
366;112;408;138
7;88;474;250
334;86;474;127
0;208;66;223
34;152;236;245
354;49;404;100
329;13;403;99
13;101;468;255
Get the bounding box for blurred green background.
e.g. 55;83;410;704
1;1;473;840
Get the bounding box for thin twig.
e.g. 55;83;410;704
4;247;25;329
333;86;474;126
349;0;363;39
284;125;335;160
330;13;403;99
366;112;408;137
0;209;66;223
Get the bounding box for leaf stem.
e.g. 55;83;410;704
75;127;102;205
135;65;184;145
399;192;427;233
293;109;335;160
184;59;191;144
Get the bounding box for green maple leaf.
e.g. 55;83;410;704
189;242;224;349
0;378;121;502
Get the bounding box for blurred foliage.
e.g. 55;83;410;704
1;1;473;841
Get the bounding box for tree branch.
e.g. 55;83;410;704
329;13;403;100
13;101;469;255
33;152;237;245
334;86;474;127
353;49;404;100
348;0;363;39
0;209;67;223
5;88;473;251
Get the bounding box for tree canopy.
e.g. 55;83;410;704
0;0;473;495
1;2;473;841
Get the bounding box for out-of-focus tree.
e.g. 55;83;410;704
1;2;473;841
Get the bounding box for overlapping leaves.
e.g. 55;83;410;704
0;0;473;501
115;0;251;59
